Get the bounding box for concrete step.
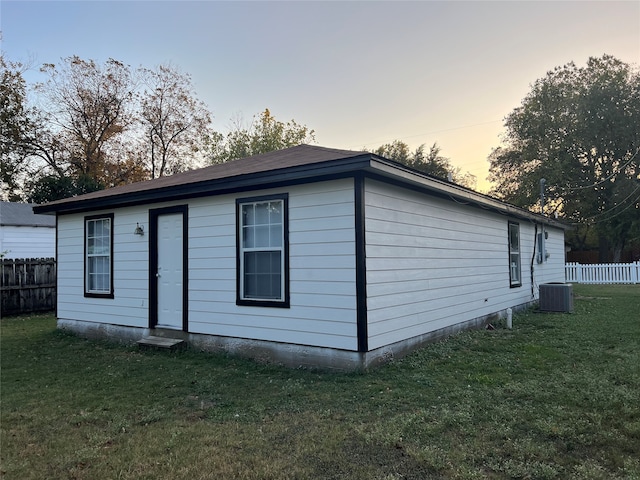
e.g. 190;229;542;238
149;327;189;340
137;335;185;350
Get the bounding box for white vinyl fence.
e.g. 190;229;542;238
565;262;640;284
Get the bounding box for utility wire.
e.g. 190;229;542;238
579;185;640;223
588;195;640;224
563;146;640;192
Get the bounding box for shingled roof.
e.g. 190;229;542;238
34;145;370;214
32;144;568;230
1;202;56;227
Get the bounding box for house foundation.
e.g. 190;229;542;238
56;302;532;371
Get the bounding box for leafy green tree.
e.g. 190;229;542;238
209;109;315;163
373;140;477;189
0;54;38;200
27;174;102;204
488;55;640;261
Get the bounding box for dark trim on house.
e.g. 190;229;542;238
148;205;189;331
354;174;368;352
34;156;373;216
34;149;567;235
149;211;158;327
235;193;290;308
55;214;59;317
83;212;115;299
361;171;567;232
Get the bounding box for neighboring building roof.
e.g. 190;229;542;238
33;144;568;229
0;202;56;227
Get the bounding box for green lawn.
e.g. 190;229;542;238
2;284;639;479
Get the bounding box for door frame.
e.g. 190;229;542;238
149;205;188;331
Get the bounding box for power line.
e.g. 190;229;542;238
589;196;640;224
563;147;640;192
581;184;640;224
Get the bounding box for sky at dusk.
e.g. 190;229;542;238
2;1;639;192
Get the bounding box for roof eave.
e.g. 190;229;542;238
366;158;570;230
32;151;570;231
33;154;374;215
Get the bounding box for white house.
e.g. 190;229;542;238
34;145;568;370
0;202;56;259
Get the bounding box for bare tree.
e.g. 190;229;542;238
139;64;212;178
36;56;139;187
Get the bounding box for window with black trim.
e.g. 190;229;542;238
236;194;289;307
508;221;521;287
85;214;114;297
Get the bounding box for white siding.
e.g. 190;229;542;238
55;174;566;355
364;179;565;350
532;225;566;285
188;179;358;350
56;179;358;350
0;225;55;259
57;207;150;327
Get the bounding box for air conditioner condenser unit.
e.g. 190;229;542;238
539;283;574;313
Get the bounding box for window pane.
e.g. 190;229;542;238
88;256;110;292
89;256;98;274
239;198;286;302
255;202;270;224
88;259;96;291
244;251;256;273
268;273;282;298
243;225;254;248
243;251;281;299
510;226;519;251
269;225;282;247
269;202;282;222
86;217;111;293
270;251;281;271
254;225;269;247
242;204;255;226
95;237;104;255
257;251;270;271
244;274;257;298
96;272;106;291
244;272;282;299
97;256;108;274
510;254;520;283
508;223;521;286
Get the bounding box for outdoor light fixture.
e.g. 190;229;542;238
134;223;144;236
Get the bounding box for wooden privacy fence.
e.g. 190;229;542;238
1;258;56;316
565;261;640;284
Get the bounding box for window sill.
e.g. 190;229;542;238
237;298;290;308
84;292;114;299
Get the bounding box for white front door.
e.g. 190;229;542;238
156;213;183;329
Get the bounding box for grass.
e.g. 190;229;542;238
1;284;639;479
